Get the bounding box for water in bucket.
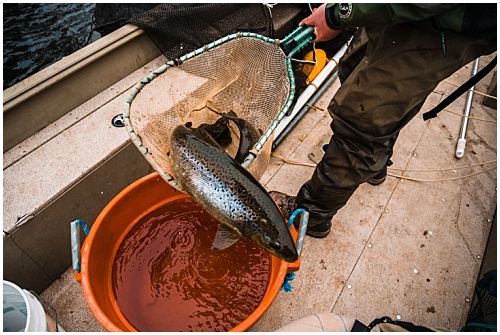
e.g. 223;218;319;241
112;197;272;331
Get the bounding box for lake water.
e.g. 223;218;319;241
3;3;98;89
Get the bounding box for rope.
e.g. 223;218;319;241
388;160;496;172
387;166;496;182
271;152;316;167
281;272;295;292
424;100;497;123
441;79;497;100
304;103;325;111
271;153;496;182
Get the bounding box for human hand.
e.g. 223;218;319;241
299;4;342;43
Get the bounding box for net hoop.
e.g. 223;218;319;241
124;31;297;191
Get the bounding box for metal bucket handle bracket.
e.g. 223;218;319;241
28;290;62;332
280;208;309;292
71;219;90;282
286;208;309;273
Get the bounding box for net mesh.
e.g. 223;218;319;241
127;36;290;181
94;4;274;60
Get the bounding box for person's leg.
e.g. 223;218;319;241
337;27;367;84
295;23;495;235
337;28;396;186
270;29;370;237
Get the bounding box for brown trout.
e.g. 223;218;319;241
169;124;298;263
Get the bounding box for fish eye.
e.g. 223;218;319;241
270;241;281;250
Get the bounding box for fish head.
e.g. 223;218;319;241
247;218;298;263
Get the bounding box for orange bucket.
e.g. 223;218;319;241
74;172;301;331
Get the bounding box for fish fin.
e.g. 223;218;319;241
227;110;238;118
212;224;242;250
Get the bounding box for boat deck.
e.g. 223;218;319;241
39;53;496;332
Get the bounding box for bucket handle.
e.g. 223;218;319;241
281;209;308;292
287;208;308;256
28;290;61;332
70;219;90;276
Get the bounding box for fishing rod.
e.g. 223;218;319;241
273;42;349;148
455;57;480;159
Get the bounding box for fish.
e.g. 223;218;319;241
169;124;298;263
208;110;262;164
196;116;232;147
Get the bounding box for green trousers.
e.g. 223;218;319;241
296;22;496;225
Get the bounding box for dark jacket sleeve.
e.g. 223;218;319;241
325;3;460;30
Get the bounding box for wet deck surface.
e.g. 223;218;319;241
40;54;496;332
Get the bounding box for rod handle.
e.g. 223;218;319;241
456;138;466;159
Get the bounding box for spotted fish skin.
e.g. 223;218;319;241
169;124;298;263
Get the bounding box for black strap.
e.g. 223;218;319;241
366;316;435;332
393;320;435;332
423;56;497;121
351;319;370;332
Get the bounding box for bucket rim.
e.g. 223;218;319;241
3;280;32;332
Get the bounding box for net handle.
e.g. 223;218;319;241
280;25;315;57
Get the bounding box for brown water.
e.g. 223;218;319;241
112;197;271;332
